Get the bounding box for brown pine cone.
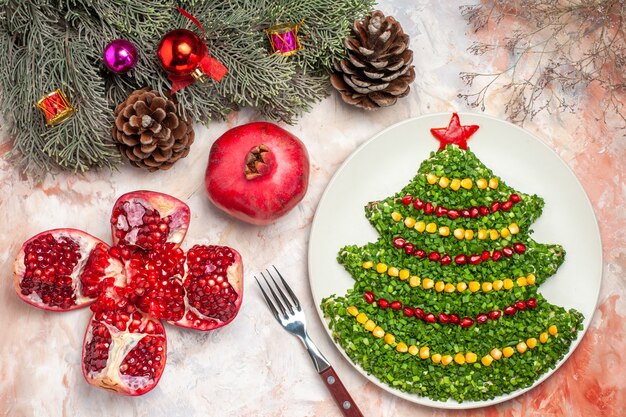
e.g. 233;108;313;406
331;10;416;110
112;88;194;172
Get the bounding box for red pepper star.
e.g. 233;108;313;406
430;113;479;150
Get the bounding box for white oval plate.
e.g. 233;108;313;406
308;113;602;409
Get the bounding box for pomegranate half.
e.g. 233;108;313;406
205;122;310;225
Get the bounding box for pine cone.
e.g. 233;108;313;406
112;88;194;172
331;10;416;110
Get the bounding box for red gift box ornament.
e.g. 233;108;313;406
157;7;228;94
35;89;76;126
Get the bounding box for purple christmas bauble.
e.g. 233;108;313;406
103;39;138;74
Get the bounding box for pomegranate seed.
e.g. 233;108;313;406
478;205;489;216
527;298;538;309
470;207;479;218
438;312;450;324
455;254;467;265
440;254;452;266
488;310;502;320
428;252;440;262
392;237;406;248
435;206;447;217
492;250;502;261
390;301;402;310
481;250;491;261
460;209;471;218
404;243;415;255
447;209;460;220
414;308;425;319
502;247;514;257
415;249;426;258
401;195;413;205
510;193;521;203
378;298;389;309
460;317;474;328
450;314;460;324
515;300;527;310
469;254;481;265
501;201;513;211
504;306;516;315
476;313;488;324
491;202;500;213
413;198;425;210
514;243;526;254
403;307;414;317
363;291;375;304
424;202;434;215
424;313;437;323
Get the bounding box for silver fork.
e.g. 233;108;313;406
256;267;364;417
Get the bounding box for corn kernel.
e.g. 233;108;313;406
454;353;466;365
356;313;368;324
421;278;434;289
508;223;520;234
476;178;488;189
439;226;450;236
517;276;528;287
481;355;494;366
376;263;388;274
373;326;385;338
527;338;537;349
404;217;416;228
396;342;408;353
347;306;359;316
457;282;468;292
444;283;456;293
450;178;461;191
408;345;419;356
465;352;478;364
540;332;549;343
501;228;511;238
503;347;514;358
439;177;450;188
441;355;453;366
492;280;503;291
435;281;445;292
490;348;502;360
526;274;536;285
482;282;493;292
409;276;421;288
425;222;437;233
387;267;399;277
398;269;410;280
391;211;402;222
489;229;499;240
549;325;558;336
503;278;514;290
384;333;396;345
516;342;528;353
461;178;473;189
465;229;474;240
477;229;488;240
362;260;374;269
426;173;438;184
489;178;499;189
364;320;376;331
419;346;430;359
415;221;426;232
454;228;465;240
431;353;442;364
468;281;481;292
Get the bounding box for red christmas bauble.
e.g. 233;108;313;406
156;29;207;76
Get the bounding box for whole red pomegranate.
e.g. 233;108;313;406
205;122;310;225
12;190;244;396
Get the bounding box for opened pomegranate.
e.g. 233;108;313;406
13;229;124;311
205;122;310;225
12;190;244;396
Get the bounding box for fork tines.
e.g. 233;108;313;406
255;266;301;320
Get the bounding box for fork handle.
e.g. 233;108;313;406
319;367;364;417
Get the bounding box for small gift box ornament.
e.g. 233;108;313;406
265;20;304;56
36;89;76;126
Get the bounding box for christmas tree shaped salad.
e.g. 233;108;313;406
322;113;583;403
